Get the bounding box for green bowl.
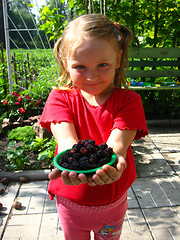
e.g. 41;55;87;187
53;149;117;174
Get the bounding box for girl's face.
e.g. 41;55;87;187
66;38;121;96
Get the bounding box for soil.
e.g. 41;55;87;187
0;135;9;171
0;133;52;172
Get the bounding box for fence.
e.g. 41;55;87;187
2;0;59;96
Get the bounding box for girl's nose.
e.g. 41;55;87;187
86;69;98;81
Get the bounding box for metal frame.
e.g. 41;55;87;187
2;0;59;95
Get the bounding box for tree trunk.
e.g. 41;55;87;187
152;0;159;82
89;0;91;14
100;0;103;14
103;0;106;15
153;0;159;48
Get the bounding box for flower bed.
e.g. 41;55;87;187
2;92;42;123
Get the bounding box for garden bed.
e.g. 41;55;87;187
0;123;55;172
0;134;52;172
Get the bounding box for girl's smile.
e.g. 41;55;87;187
66;38;121;105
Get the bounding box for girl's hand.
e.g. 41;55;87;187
61;171;89;185
88;154;127;186
49;154;126;186
49;168;62;180
49;168;89;185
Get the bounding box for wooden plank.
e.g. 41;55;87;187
128;48;180;58
129;86;180;91
129;60;180;68
125;69;180;78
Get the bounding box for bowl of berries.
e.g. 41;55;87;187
53;140;117;175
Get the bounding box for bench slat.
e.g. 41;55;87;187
126;69;180;78
128;48;180;58
129;60;180;68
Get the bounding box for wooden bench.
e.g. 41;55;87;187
126;48;180;86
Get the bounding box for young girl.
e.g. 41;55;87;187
40;14;148;240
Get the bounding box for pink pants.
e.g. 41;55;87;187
56;193;127;240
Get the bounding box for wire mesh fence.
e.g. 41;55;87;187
2;0;60;100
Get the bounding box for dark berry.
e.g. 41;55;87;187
99;157;109;166
65;150;71;158
62;162;69;168
70;149;76;154
94;145;99;151
72;144;79;151
105;147;113;156
88;140;95;145
97;150;105;158
80;147;88;155
99;143;108;150
73;153;81;160
86;144;94;151
68;157;73;163
70;162;79;170
89;154;97;163
79;156;89;163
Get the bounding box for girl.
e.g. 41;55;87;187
40;14;148;240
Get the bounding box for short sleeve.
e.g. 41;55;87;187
39;89;74;131
112;90;149;140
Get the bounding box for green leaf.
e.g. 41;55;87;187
68;0;75;8
7;152;16;160
7;140;16;148
37;150;49;161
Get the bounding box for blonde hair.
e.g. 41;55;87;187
54;14;132;89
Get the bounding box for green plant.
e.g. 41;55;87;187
5;140;29;170
26;136;56;163
8;126;35;141
25;136;48;151
39;6;65;41
2;136;56;171
37;137;57;162
135;89;180;120
0;126;56;171
2;92;42;122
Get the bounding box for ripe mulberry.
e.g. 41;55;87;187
58;140;113;171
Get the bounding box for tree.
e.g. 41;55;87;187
108;0;180;47
38;0;180;48
39;5;66;42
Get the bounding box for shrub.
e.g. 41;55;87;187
8;126;35;141
2;92;43;122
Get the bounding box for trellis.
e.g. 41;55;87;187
2;0;60;97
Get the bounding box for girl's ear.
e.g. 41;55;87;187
116;50;122;69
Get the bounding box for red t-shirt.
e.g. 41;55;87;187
40;87;148;205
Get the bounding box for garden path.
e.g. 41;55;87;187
0;126;180;239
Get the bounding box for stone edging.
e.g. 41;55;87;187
0;169;51;181
147;119;180;127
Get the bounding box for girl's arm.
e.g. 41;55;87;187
49;122;89;185
88;128;137;186
51;122;79;153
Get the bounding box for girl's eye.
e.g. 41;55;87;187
98;63;107;68
76;65;85;70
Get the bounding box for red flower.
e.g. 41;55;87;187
37;100;41;104
15;102;20;105
3;100;8;105
12;92;20;97
24;95;31;99
18;96;22;102
19;108;26;114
